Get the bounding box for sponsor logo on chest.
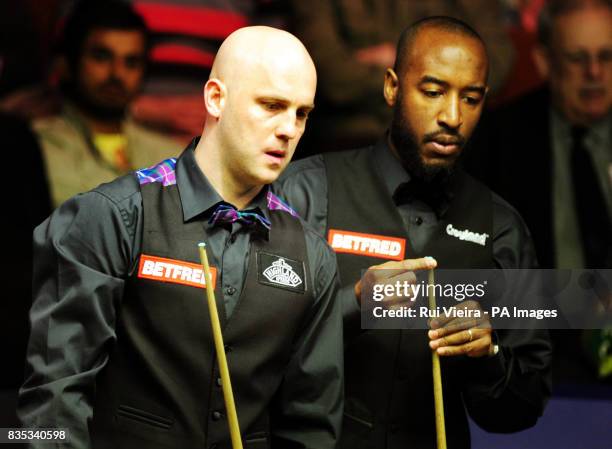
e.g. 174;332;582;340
328;229;406;260
138;254;217;289
263;258;303;288
257;251;306;294
446;223;489;246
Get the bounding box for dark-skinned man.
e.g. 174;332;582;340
276;16;552;449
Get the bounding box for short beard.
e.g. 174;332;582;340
63;81;128;122
389;98;461;185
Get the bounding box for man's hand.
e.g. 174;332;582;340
428;300;493;358
355;257;437;309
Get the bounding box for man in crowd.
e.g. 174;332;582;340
19;26;343;449
276;16;552;448
33;0;181;208
469;0;611;270
466;0;611;381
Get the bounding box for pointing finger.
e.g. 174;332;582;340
399;257;437;272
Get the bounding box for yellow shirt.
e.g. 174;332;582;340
34;103;183;207
93;133;130;172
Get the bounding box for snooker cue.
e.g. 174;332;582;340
198;242;243;449
429;268;447;449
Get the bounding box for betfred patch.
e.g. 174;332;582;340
328;229;406;261
138;254;217;289
257;251;306;294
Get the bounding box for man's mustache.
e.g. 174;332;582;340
423;129;466;147
99;78;128;93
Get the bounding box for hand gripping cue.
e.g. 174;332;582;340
198;243;243;449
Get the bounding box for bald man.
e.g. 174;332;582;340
19;27;343;449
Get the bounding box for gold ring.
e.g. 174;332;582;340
489;344;499;357
467;329;473;342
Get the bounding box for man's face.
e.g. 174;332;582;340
216;57;316;187
75;28;146;118
545;7;612;125
386;30;488;181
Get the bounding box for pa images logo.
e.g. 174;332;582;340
257;252;305;294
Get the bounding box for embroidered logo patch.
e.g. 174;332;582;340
257;252;305;294
138;254;217;289
328;229;406;261
446;224;489;246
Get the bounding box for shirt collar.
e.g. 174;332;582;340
177;138;270;223
551;107;611;147
373;135;412;196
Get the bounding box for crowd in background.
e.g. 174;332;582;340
1;0;548;145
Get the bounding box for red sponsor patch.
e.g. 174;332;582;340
327;229;406;261
138;254;217;289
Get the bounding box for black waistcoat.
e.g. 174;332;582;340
324;146;494;449
91;179;313;449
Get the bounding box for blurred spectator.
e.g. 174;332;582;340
288;0;515;155
466;0;611;383
469;0;611;269
34;0;182;208
1;1;283;140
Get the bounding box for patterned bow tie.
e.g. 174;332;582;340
209;203;272;230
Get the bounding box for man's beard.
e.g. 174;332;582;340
389;98;464;185
64;79;129;122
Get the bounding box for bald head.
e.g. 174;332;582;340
394;17;488;80
538;0;612;48
210;26;316;90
